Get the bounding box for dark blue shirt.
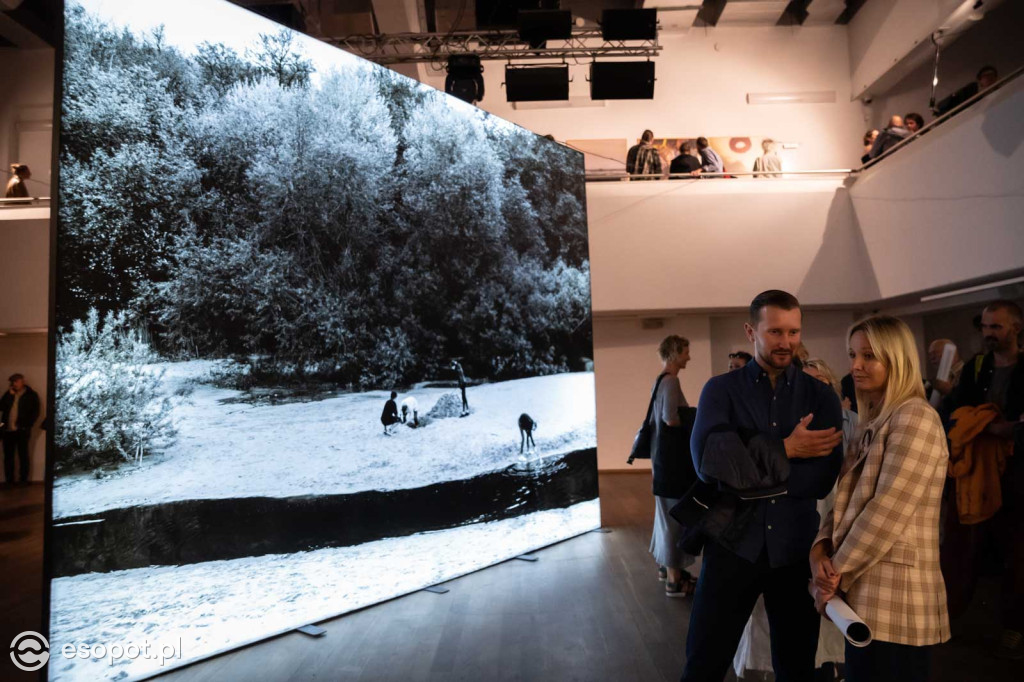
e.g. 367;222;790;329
690;359;843;567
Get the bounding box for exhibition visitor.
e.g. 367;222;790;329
1;373;40;485
731;355;854;680
811;315;950;682
681;290;843;681
727;351;752;371
4;163;31;198
646;335;699;598
752;139;782;177
626;130;662;179
942;300;1024;659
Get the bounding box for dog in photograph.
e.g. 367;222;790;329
518;413;537;453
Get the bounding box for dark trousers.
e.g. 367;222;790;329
2;430;31;483
844;639;931;682
941;459;1024;630
681;540;819;682
459;385;468;411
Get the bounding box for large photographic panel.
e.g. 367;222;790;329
49;1;598;679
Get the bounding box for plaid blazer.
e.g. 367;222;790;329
815;397;951;646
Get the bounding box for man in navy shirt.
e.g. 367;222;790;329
681;290;844;682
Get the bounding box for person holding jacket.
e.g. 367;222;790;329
811;315;950;682
681;290;843;682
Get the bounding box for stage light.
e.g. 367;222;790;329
505;65;569;102
445;54;485;104
589;61;655;100
601;9;658;41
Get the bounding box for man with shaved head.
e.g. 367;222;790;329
867;115;910;160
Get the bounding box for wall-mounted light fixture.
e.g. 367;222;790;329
920;275;1024;303
746;91;837;105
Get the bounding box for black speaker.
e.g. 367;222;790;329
590;61;655;100
601;9;658;41
505;65;569;102
518;10;572;48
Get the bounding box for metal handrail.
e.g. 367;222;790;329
0;197;50;206
585;169;852;182
857;62;1024;172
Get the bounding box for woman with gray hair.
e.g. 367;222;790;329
649;334;699;597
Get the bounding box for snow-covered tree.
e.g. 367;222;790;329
55;310;177;471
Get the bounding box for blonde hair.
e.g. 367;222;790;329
848;315;925;427
803;357;840;398
658;334;689;363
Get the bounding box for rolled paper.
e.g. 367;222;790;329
929;342;956;408
809;583;873;647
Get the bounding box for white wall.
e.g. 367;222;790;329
864;0;1024;131
0;48;55;197
593;314;710;472
0;213;49;332
850;73;1024;300
0;334;47;482
417;25;868;170
586;177;881;313
847;0;965;99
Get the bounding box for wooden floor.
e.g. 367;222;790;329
1;475;1017;681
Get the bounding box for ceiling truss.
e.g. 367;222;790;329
325;28;662;65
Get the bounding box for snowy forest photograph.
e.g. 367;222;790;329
48;1;598;680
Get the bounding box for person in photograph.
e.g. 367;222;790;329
648;334;699;597
682;290;843;682
626;130;663;179
727;351;753;372
811;315;950;682
451;360;469;416
400;395;419;427
1;373;40;485
381;391;400;435
5;164;31;198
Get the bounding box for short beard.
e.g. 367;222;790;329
760;350;792;371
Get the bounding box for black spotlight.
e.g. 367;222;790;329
518;9;572;49
601;9;658;41
590;61;655;100
505;65;569;102
445;55;485;104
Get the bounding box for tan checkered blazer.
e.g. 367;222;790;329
815;397;951;646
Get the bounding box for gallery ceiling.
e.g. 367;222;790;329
228;0;868;38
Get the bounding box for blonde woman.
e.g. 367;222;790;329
810;315;950;682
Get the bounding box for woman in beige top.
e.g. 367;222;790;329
810;315;949;682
